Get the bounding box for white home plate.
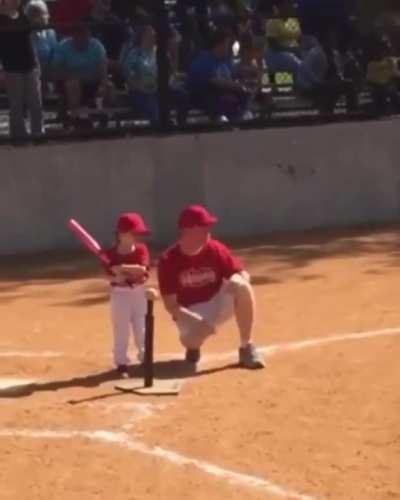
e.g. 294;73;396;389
115;379;183;396
0;378;36;396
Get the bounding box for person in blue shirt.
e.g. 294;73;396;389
188;28;252;122
53;24;109;120
175;0;210;71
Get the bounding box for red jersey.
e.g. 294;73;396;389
105;243;150;286
157;239;242;307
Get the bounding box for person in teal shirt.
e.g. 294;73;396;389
121;23;189;126
53;24;109;119
121;24;159;123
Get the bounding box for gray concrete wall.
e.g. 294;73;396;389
0;119;399;255
203;121;400;238
0;138;157;253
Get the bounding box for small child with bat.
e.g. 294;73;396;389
104;212;151;378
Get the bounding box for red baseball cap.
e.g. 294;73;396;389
178;205;218;229
117;213;150;235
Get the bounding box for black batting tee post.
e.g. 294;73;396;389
144;299;155;388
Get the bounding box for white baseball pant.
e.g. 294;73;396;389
110;285;147;366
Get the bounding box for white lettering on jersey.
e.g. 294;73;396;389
179;267;217;288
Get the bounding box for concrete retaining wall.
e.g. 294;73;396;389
0;119;399;255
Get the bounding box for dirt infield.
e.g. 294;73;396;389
1;225;399;500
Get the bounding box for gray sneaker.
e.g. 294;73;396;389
239;344;265;369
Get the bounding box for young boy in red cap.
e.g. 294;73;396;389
104;212;150;378
157;205;265;369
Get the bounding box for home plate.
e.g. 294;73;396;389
0;378;36;397
115;379;183;396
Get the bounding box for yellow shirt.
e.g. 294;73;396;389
367;57;398;85
266;18;301;49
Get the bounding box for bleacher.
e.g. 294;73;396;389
0;0;396;142
0;71;382;143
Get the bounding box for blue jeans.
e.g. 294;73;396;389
129;88;190;125
190;84;250;120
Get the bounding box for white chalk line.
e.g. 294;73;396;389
0;428;314;500
2;326;399;362
1;326;397;499
85;402;168;430
195;326;400;366
0;351;62;358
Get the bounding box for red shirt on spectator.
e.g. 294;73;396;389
53;0;92;36
158;239;242;307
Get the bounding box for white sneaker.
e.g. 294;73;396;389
242;110;254;121
217;115;229;124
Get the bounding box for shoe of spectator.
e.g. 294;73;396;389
242;110;254;121
216;115;229;123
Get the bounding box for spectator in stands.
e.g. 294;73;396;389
299;0;359;92
366;36;400;114
234;33;272;113
295;35;359;115
121;23;188;126
264;0;303;76
88;0;132;61
297;0;352;52
53;23;110;125
0;0;43;139
209;0;236;30
122;23;158;123
25;1;57;86
188;29;252;122
176;0;210;71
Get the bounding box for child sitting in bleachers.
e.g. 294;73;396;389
264;0;302;76
234;33;272;114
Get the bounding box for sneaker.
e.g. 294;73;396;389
185;349;201;364
242;110;254;122
216;115;229;124
116;364;130;379
239;344;265;369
